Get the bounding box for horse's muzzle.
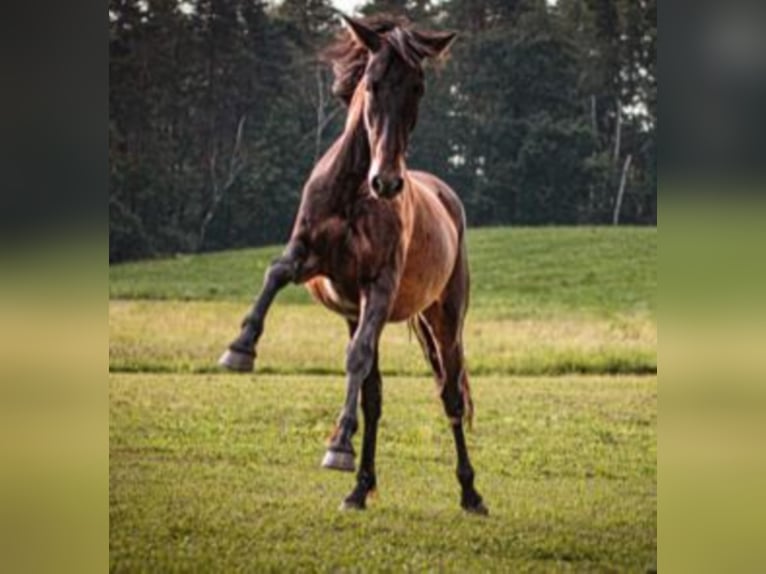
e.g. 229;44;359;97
371;174;404;198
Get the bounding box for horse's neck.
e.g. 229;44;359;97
305;104;369;213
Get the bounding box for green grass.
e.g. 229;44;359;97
110;373;656;572
109;227;656;376
110;300;655;376
109;226;656;570
110;227;656;317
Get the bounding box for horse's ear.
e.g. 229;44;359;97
340;13;382;53
411;30;457;59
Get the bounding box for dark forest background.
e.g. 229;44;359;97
109;0;656;262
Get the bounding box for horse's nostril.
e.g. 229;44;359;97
371;176;382;193
391;177;404;193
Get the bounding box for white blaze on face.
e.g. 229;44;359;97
368;154;382;198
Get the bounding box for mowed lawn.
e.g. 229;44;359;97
109;227;657;571
110;227;656;313
110;374;656;572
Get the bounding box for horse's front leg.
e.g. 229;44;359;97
321;278;393;482
218;241;306;371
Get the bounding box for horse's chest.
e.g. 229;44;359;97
308;202;401;281
302;202;401;318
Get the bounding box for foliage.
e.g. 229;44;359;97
109;0;656;262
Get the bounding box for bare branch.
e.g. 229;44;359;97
613;99;622;165
314;65;327;162
591;95;598;137
224;115;247;190
199;115;248;250
613;154;632;225
298;105;344;147
208;147;219;196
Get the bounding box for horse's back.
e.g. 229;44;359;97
408;170;467;238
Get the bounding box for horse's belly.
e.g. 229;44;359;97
388;227;458;322
388;265;451;322
387;294;432;322
305;277;359;320
307;274;443;324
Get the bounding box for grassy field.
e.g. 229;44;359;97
110;227;656;317
110;227;656;377
110;374;656;572
110;226;657;571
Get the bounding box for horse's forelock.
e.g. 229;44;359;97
387;28;423;70
322;15;412;103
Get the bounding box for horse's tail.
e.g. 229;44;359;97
459;366;474;430
408;314;444;382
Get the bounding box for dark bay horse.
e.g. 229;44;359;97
219;14;487;515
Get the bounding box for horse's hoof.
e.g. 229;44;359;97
321;449;355;472
218;349;254;372
339;499;365;511
463;501;489;516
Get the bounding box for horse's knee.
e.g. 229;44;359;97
346;339;375;381
265;257;294;286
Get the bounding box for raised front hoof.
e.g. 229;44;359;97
218;348;255;372
462;500;489;516
321;449;355;472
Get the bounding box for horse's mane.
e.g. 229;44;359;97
322;14;451;104
322;15;407;104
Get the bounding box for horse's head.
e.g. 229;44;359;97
339;14;456;199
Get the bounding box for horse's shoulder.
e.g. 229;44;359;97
408;170;466;231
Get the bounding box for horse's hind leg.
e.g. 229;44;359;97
422;304;486;515
421;256;487;515
219;242;305;371
412;314;444;383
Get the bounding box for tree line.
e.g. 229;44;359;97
109;0;656;262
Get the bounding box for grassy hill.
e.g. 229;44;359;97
110;227;656;317
109;227;656;376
